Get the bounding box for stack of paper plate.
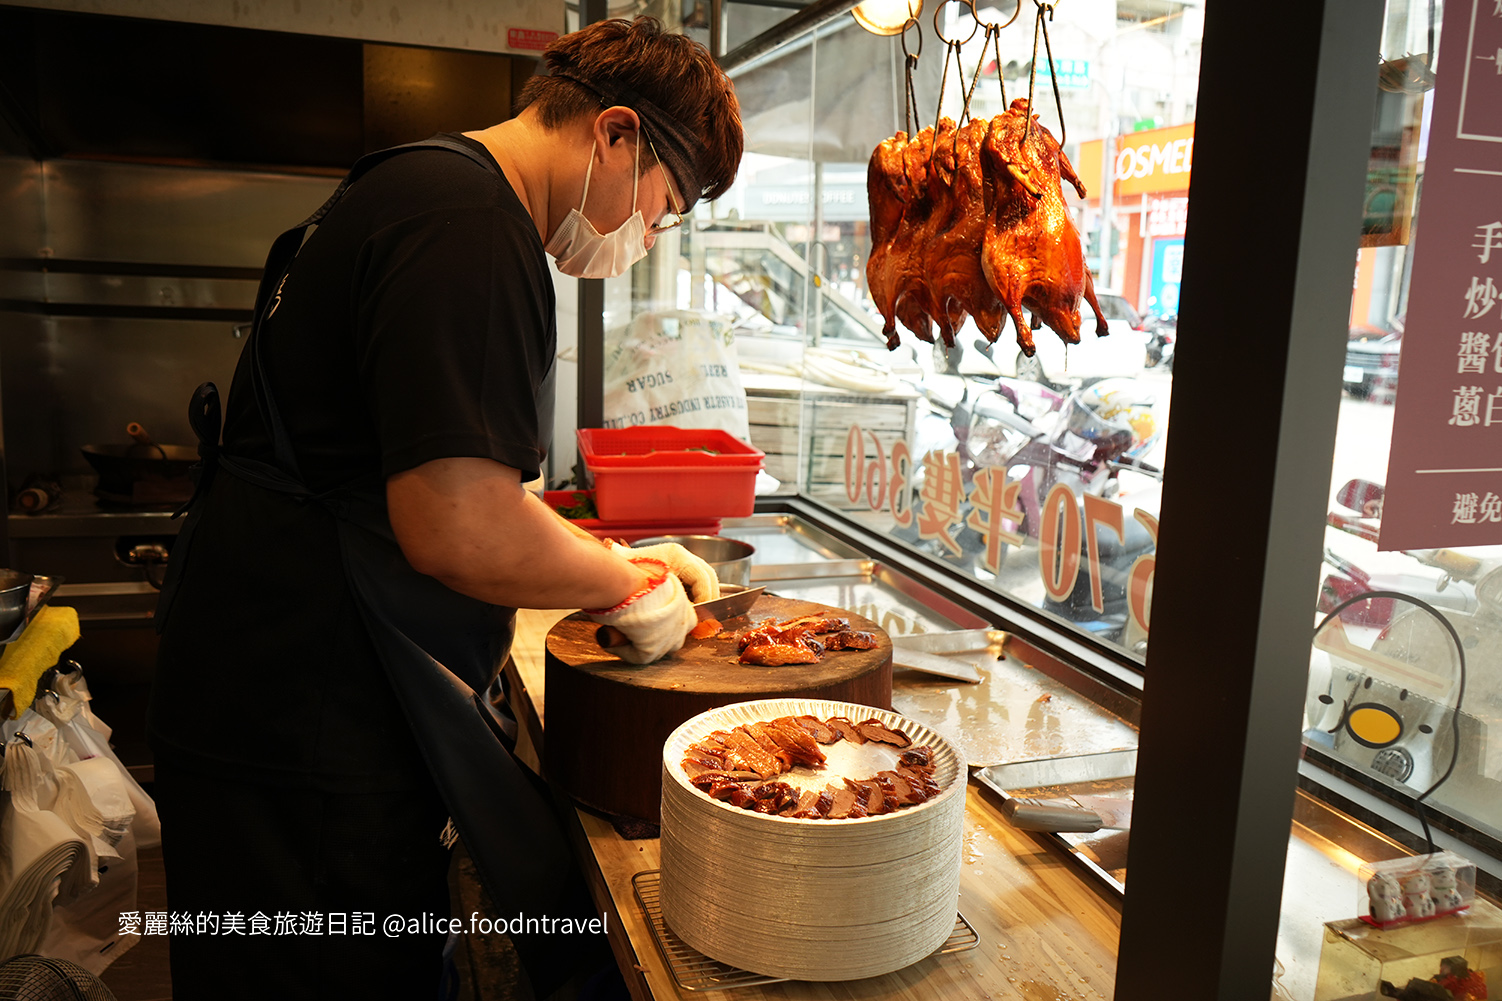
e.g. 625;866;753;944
659;698;965;981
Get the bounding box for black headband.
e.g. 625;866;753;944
550;70;708;213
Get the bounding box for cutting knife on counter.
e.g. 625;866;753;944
888;629;1005;684
1002;794;1133;833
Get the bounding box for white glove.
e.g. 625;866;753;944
618;543;722;602
586;558;697;664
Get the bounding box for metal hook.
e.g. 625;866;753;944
932;0;980;46
901;16;923;136
930;38;965;164
961;22;1005;120
1022;1;1067;146
992;0;1024;30
13;731;32;748
900;15;923;59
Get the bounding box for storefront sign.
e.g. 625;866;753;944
1381;0;1502;550
843;429;1155;635
1148;238;1185;316
1052;58;1091;90
1076;122;1195;200
1143;196;1189;237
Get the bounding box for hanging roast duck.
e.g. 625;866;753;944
866;97;1107;357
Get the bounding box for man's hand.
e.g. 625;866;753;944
614;543;721;602
585;559;697;663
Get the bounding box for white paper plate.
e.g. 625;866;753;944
659;698;966;981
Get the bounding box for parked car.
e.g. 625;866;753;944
987;290;1154;385
1344;324;1401;401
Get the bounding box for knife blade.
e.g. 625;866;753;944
693;585;764;622
1002;795;1133;833
891;647;985;683
596;585;764;650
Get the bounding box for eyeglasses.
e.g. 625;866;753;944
644;135;685;236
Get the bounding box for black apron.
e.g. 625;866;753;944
157;138;572;923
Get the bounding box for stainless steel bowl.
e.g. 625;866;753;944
633;535;755;588
0;570;35;637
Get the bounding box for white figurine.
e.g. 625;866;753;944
1368;873;1407;923
1429;864;1465;911
1401;870;1437;919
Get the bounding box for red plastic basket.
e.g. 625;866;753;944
575;428;764;521
542;491;721;543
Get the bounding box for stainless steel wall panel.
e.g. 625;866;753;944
1;316;243;484
41;160;337;266
39;273;258;311
0;156;45;259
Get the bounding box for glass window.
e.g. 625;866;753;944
1300;0;1502;847
596;2;1203;660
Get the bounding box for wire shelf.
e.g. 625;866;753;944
631;869;979;993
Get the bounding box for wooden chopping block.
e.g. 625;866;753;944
545;595;892;823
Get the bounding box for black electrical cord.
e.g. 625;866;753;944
1313;589;1468;855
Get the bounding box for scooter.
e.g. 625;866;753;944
896;369;1164;642
1138;311;1177;371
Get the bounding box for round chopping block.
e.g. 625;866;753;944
544;595;893;822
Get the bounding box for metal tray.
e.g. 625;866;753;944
975;750;1138;895
0;575;64;646
631;870;978;992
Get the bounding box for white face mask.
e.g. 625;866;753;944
545;135;648;279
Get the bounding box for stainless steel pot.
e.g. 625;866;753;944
0;571;35;637
633;535;755;588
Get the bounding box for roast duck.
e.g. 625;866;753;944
867;98;1108;357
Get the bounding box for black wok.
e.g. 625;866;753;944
80;442;198;504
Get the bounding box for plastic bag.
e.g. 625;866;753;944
602;309;750;440
0;665;152;972
35;670;159;850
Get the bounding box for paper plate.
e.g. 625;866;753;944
659;698;966;981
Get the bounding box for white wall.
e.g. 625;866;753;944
9;0;563;54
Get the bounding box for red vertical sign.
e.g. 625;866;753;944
1381;0;1502;550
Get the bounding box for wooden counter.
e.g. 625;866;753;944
508;609;1122;1001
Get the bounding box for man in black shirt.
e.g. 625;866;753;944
150;17;742;999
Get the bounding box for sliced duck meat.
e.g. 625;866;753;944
736;621;783;652
899;746;934;768
718;728;783;779
826;717;866;744
683;746;727;769
783;788;823;816
765;718;827;767
681;761;734;782
824;786;868;819
846;777;891;815
876;770;925;806
747;781;799;814
792;714;842;744
692;774;743;799
822;630;878;651
726;786;758;809
739;638;822;666
690;617;722;640
855;719;912;748
787;615;850;634
744;722;794;768
897;763;942;800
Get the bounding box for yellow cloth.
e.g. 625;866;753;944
0;606;80;718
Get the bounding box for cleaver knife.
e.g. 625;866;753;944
1002;794;1133;833
596;585;764;649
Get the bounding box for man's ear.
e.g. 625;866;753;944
595;106;642;149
